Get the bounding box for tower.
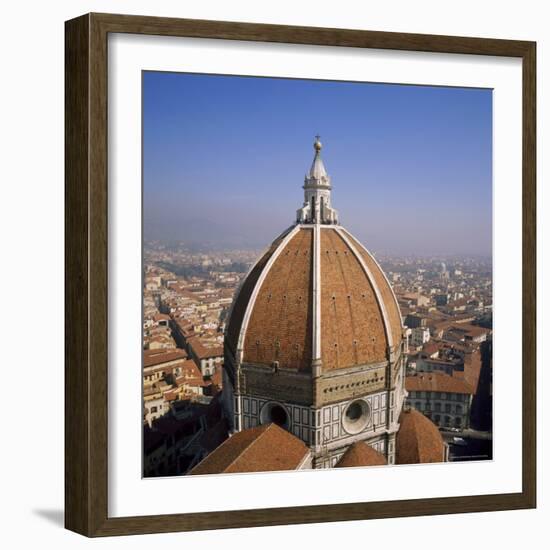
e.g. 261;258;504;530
296;136;338;225
222;137;407;467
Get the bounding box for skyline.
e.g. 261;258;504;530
143;72;493;256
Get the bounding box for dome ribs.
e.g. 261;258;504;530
243;228;313;371
320;229;388;371
231;225;402;377
339;246;360;366
226;228;292;355
342;229;403;350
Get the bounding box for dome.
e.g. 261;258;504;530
335;441;387;468
226;224;402;374
220;138;413;467
396;408;447;464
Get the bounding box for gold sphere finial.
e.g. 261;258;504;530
314;135;322;152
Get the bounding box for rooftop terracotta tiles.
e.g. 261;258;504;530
143;348;188;368
335;441;387;468
189;423;309;475
188;336;224;359
226;227;293;355
177;359;203;378
244;228;313;372
342;229;403;348
320;229;387;371
446;324;491;338
152;313;170;322
405;372;474;395
421;342;440;356
396;408;446;464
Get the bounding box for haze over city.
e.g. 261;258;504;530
143;72;492;256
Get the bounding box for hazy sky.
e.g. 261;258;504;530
143;72;492;256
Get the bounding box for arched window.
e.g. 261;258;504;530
269;405;288;427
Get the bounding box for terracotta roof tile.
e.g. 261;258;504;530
421;342;440;356
343;229;403;348
406;373;474;395
189;423;309;475
320;229;387;370
244;228;313;371
226;228;293;355
396;409;446;464
143;349;187;368
153;313;170;322
335;441;386;468
188;336;224;360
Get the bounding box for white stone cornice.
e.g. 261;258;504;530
312;223;322;373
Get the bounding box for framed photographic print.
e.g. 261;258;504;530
65;13;536;537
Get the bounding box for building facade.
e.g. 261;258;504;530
406;373;473;429
410;326;431;347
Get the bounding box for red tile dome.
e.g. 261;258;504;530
335;441;387;468
226;224;402;374
396;408;447;464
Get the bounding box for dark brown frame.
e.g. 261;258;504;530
65;12;537;537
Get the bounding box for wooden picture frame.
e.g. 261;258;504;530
65;12;536;537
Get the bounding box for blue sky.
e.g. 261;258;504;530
143;72;492;256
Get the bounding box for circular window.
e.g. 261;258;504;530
342;399;370;435
260;402;290;429
269;405;288;426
